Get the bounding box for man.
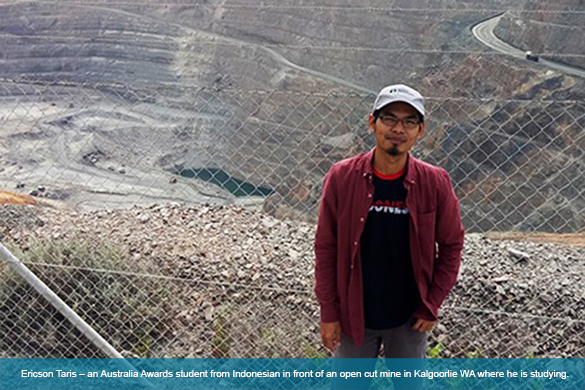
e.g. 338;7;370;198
314;84;464;366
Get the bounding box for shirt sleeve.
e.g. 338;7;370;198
417;169;464;321
314;165;340;323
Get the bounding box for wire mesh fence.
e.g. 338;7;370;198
1;205;584;360
1;73;584;360
1;78;584;231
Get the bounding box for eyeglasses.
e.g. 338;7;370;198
377;115;421;130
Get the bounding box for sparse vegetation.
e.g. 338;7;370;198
0;238;182;358
302;341;328;359
211;305;231;358
2;204;584;359
427;342;446;358
0;228;322;358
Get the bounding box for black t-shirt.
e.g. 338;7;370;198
360;168;421;329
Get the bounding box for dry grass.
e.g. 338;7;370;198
485;231;585;248
0;191;36;205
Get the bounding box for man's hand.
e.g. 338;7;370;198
412;318;437;333
320;321;341;351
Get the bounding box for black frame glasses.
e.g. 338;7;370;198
376;115;421;130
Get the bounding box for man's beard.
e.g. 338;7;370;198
385;145;399;156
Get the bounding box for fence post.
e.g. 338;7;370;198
0;244;154;388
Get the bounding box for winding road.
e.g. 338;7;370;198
472;14;585;79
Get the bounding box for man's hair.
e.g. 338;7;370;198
373;109;424;124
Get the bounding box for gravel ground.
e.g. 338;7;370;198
1;204;584;358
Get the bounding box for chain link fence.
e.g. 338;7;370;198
2;79;583;231
1;76;583;361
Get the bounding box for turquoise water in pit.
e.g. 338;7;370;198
177;168;274;197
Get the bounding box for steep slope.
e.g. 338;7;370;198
494;0;585;69
0;0;583;232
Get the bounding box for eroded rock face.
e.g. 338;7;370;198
494;1;585;69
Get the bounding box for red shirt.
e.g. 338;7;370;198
314;149;464;347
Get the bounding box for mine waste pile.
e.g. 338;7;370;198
0;204;583;358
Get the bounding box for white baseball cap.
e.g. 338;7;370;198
372;84;425;118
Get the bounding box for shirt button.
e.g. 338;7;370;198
353;241;358;246
351;264;354;269
360;217;364;222
368;194;372;198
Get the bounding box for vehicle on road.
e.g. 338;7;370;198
525;51;539;62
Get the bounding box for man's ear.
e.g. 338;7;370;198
417;122;425;139
368;114;376;134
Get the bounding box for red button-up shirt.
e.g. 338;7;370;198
314;149;464;347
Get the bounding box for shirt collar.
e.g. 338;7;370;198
360;148;417;185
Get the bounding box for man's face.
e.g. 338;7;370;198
369;102;424;157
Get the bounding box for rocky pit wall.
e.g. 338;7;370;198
0;204;583;359
2;1;585;232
